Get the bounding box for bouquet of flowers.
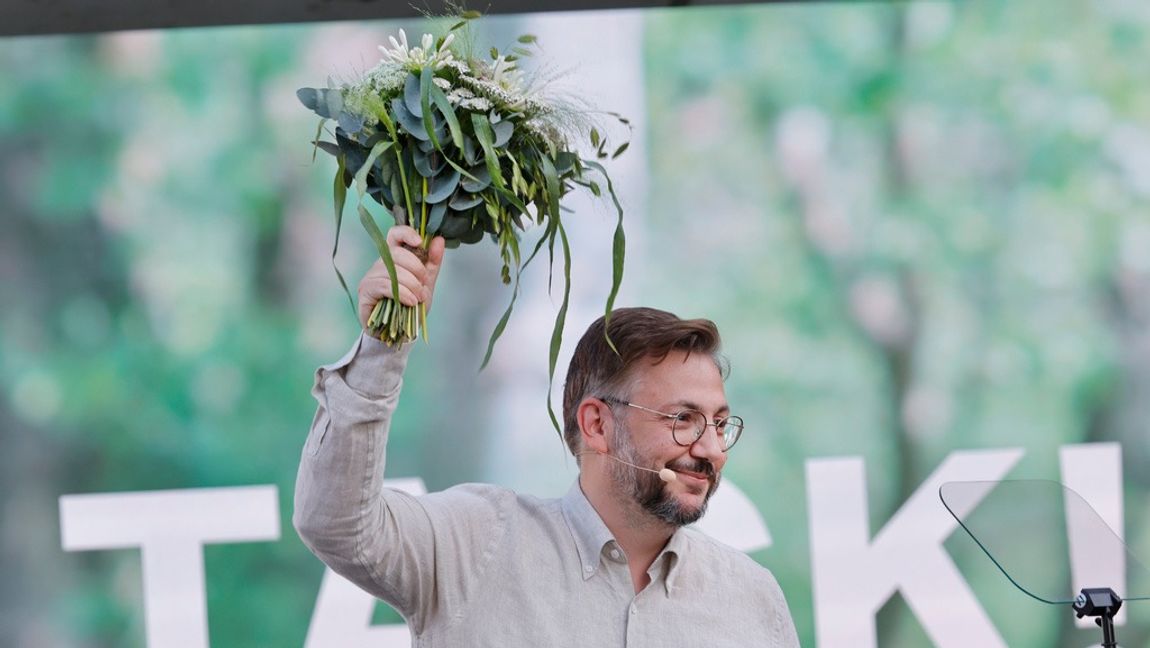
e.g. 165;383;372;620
298;14;627;390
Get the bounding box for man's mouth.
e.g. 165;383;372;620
666;461;715;486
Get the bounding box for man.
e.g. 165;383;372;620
294;225;799;646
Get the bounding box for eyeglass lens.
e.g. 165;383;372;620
671;411;743;450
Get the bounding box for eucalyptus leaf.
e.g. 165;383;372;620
419;67;440;149
338;110;364;135
492;120;514;147
461;164;491;192
460;224;485;244
403;72;423;118
413;147;443;178
297;87;321;113
297;87;343;119
439;212;473;238
462;135;479;165
449;191;484;210
392;97;429;141
554;152;577;175
426;201;447;233
425;168;461;203
325;91;345;123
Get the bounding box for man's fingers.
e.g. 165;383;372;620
386;225;423;249
359;226;447;328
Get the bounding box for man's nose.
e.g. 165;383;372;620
689;424;725;463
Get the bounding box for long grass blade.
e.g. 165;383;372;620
331;155;356;316
546;221;572;438
582;159;626;353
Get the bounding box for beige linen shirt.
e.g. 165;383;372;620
294;334;800;647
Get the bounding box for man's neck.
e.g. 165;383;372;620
579;474;675;592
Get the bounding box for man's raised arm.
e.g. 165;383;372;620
292;226;445;617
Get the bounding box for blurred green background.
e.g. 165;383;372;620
3;0;1150;645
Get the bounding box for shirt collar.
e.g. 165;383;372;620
659;527;689;596
560;480;689;594
560;481;616;580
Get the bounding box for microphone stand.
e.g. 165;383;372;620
1073;587;1121;648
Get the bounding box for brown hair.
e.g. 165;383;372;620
561;307;727;456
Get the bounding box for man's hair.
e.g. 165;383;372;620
561;307;727;456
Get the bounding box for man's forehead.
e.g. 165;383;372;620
627;352;727;407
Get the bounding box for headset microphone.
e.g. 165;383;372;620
580;452;678;483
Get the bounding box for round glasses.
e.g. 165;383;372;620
599;397;744;451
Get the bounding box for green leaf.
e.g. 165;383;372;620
449;192;483;210
461;10;482;19
426;201;447;233
392;98;429;141
492;120;514;147
517;34;537;44
582;159;625;354
538;151;561;222
425;168;461;203
309;118;328;162
354;140;394;199
419;67;440;150
546;221;573;437
611;142;630;159
358;203;402;306
331;155;356;316
490;46;499;59
427;81;463;149
590;128;600;148
449;20;467;31
470;113;507;192
403;72;423;117
480;220;555;371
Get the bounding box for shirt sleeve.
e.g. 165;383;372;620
291;332;509;635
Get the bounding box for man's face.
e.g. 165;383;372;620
607;350;729;526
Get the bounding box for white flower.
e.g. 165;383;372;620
377;30;456;70
489;55;526;95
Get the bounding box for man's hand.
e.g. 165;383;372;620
358;226;446;331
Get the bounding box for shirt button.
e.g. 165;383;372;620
610;549;621;560
630;606;637;615
584;566;592;574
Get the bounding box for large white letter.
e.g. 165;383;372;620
59;486;280;648
806;449;1022;648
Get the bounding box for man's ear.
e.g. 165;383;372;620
576;397;612;454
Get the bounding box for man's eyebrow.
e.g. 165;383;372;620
670;400;730;417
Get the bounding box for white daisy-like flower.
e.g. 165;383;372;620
378;30;457;70
489;55;526;95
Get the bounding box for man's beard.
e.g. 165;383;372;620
609;420;720;526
